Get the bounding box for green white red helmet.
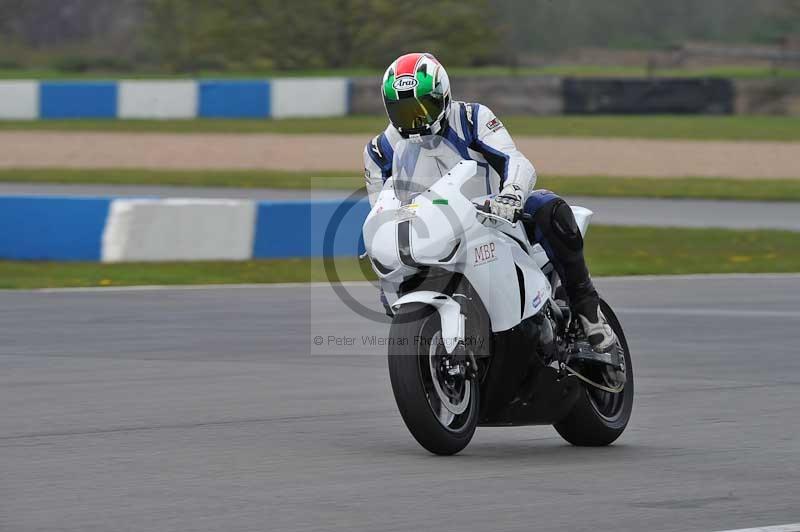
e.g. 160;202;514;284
381;52;451;138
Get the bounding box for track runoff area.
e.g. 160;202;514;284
1;273;798;531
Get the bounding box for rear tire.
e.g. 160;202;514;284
554;299;634;446
388;304;478;455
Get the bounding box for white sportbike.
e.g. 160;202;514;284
362;137;633;455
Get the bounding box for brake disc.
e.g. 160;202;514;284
428;331;471;415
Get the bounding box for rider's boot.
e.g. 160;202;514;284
571;285;617;353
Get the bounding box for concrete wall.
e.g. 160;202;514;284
734;79;800;116
39;81;118;118
252;199;368;258
453;76;563;115
198;80;270;118
350;76;563;115
118;80;198;119
1;76;799;119
341;75;800;117
0;196;111;260
102;199;257;262
0;78;350;120
0;81;38;120
0;196;369;262
348;77;382;115
270;78;349;118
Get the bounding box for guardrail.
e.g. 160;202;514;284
0;196;369;261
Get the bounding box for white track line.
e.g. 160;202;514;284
713;524;800;532
7;273;800;295
599;273;800;282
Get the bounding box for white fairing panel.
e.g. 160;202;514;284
362;179;402;275
459;221;549;332
510;244;551;319
461;228;520;332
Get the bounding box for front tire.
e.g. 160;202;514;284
388;304;479;455
554;299;634;446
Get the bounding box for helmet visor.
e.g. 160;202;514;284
385;93;444;134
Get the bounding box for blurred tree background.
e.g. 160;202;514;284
0;0;799;73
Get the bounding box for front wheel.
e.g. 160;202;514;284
554;299;634;446
388;303;479;455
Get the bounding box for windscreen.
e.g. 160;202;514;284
392;135;469;204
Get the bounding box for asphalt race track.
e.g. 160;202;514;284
1;275;799;532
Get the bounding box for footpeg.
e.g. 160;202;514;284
568;342;623;369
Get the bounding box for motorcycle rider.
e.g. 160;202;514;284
364;52;616;353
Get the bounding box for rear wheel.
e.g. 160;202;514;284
554;299;634;446
388;304;479;455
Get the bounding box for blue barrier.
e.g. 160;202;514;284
39;81;118;119
6;78;348;120
198;80;271;118
0;196;110;260
253;199;369;258
0;196;370;261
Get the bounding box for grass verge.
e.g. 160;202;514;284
2;115;800;141
1;226;797;289
1;169;798;202
540;176;800;202
0;168;364;190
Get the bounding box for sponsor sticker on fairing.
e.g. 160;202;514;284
532;289;544;308
473;242;497;266
396;204;419;221
392;76;418;91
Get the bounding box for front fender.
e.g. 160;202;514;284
391;291;464;354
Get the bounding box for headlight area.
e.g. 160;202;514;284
371;257;395;275
372;239;460;275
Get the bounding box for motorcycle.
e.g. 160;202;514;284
362;136;633;455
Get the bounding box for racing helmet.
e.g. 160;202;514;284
381;53;451;138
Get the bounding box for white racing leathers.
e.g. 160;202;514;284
363;102;536;207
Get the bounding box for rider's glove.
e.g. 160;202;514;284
490;184;524;222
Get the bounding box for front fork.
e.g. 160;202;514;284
391;291;466;355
